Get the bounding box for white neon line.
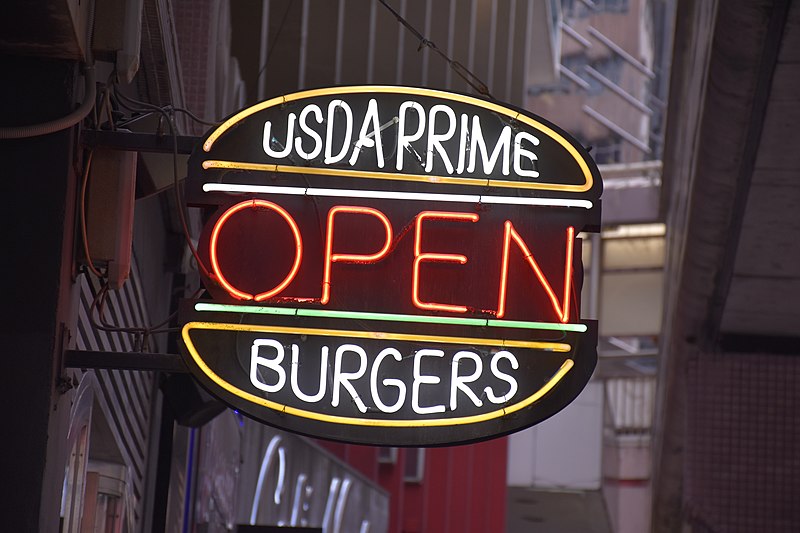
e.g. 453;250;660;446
203;183;307;195
479;196;593;209
310;187;478;203
202;183;593;209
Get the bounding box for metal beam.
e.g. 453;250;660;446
587;26;656;79
81;129;201;155
64;350;187;373
582;105;651;154
583;65;653;115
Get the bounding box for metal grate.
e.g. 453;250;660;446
686;354;800;532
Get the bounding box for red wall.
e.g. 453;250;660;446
320;438;508;533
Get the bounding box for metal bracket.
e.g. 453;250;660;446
81;129;201;155
65;349;188;373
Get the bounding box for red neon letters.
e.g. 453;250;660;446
413;211;479;313
322;206;393;305
497;223;575;322
210;199;303;301
210;203;576;321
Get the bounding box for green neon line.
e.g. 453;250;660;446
194;303;587;333
486;319;586;333
297;308;487;326
195;303;299;316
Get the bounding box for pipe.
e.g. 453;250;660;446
0;67;96;139
0;0;96;139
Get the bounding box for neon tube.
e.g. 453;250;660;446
200;159;590;194
496;223;574;322
209;199;303;301
321;206;393;305
202;182;593;209
413;211;479;313
193;303;589;333
184;321;572;351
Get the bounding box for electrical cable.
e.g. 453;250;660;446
114;89;220;126
173;106;221;127
79;150;106;279
255;0;294;88
81;85;212;343
112;87;214;280
376;0;493;99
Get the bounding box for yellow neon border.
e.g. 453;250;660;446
183;321;571;351
201;86;594;193
182;321;574;427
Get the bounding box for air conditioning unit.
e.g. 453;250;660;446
83;147;137;289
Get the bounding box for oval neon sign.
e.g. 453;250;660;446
181;86;600;446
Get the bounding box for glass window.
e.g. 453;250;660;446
403;449;425;483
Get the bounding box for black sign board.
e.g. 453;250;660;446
181;86;601;446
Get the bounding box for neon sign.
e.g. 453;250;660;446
181;86;601;446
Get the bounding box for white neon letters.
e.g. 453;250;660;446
370;348;406;413
468;118;511;176
248;339;521;415
450;351;484;410
332;344;368;413
251;339;287;393
290;344;328;403
412;349;446;415
349;99;385;168
514;131;540;178
261;99;540;178
296;104;324;160
396;101;426;171
485;350;519;403
425;104;457;173
324;100;353;164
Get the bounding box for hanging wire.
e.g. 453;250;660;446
255;0;294;89
376;0;493;99
87;271;205;350
112;88;214;281
78;81;215;346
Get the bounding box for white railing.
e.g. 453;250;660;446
604;375;655;435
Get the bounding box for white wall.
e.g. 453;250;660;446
507;380;604;489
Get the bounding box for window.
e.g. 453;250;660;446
563;0;629;19
377;447;398;464
586;55;624;95
403;449;425;483
590;137;622;164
